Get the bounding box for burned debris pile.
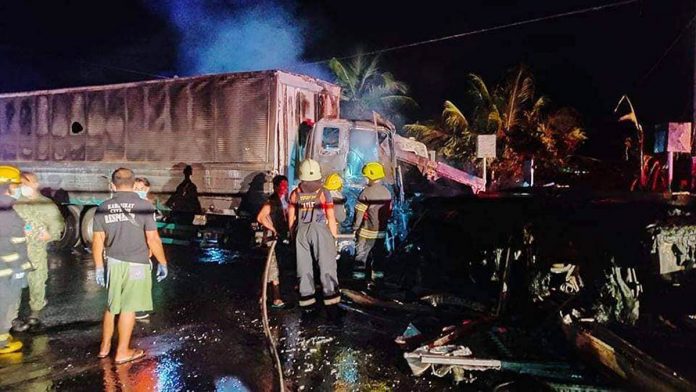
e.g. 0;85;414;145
339;191;696;389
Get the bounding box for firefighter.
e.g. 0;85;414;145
0;165;31;354
352;162;393;285
288;159;341;316
324;173;346;225
14;172;64;327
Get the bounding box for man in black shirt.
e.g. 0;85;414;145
256;175;289;308
93;168;168;364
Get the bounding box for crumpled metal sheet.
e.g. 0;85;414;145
652;224;696;274
404;345;475;377
593;265;641;326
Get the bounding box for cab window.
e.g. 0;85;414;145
321;127;340;150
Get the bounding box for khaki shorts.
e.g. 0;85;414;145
106;258;153;314
267;250;280;284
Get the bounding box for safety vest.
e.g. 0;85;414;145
296;187;330;226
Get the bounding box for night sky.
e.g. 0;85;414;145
0;0;693;157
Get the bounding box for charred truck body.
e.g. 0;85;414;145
0;71;341;249
0;69;482;250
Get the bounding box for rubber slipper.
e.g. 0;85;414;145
97;351;110;359
271;302;286;309
115;349;145;365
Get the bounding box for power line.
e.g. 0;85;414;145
76;59;168;79
637;12;696;85
304;0;640;65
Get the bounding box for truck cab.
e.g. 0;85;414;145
304;118;407;249
305;119;398;187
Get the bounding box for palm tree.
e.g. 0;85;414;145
404;101;475;168
407;65;586;187
328;54;417;127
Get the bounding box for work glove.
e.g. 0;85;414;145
95;267;105;287
156;264;168;282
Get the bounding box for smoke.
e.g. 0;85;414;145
150;0;331;80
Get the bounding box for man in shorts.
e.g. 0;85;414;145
256;175;289;308
92;168;168;364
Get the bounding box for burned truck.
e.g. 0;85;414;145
0;69;484;250
0;70;341;249
304;117;485;250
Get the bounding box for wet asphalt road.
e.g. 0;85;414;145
0;245;446;392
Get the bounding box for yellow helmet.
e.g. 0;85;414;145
0;165;20;184
298;159;322;181
362;162;385;181
324;173;343;191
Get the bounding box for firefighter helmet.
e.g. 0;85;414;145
362;162;385;181
298;159;322;182
324;173;343;191
0;166;20;184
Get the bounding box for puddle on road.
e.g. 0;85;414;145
215;376;252;391
195;247;244;265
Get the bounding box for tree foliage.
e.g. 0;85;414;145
407;65;586;187
328;54;417;127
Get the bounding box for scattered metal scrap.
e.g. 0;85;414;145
561;312;696;391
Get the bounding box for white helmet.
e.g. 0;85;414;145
298;159;322;181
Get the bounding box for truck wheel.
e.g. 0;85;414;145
80;206;97;246
52;205;82;250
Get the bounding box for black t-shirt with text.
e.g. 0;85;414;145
93;191;157;264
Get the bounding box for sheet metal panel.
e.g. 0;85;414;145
86;91;106;162
16;97;35;161
36;96;50;161
0;98;18;160
68;93;86;161
215;74;270;163
189;78;215;162
104;89;126;161
49;94;69;161
0;71;341;197
125;86;146;161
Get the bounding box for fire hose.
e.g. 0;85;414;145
260;240;285;391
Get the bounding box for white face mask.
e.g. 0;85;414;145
10;187;21;200
20;185;34;198
136;190;148;199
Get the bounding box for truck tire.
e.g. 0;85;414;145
52;205;82;250
80;206;97;246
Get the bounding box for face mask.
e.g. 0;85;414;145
10;187;21;200
136;191;148;199
20;185;34;198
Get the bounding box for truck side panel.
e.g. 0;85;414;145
0;70;340;210
1;73;274;199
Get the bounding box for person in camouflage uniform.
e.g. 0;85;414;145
13;172;64;327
